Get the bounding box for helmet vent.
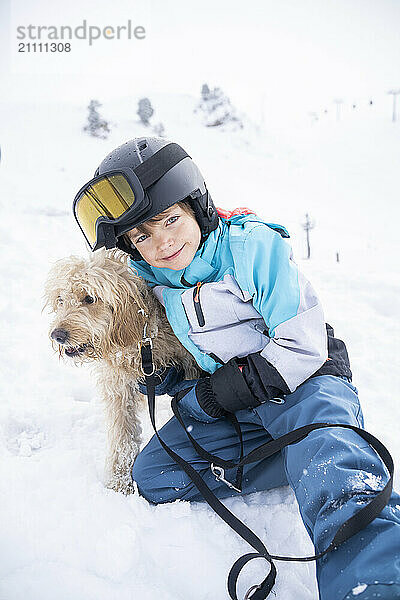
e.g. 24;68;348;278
138;141;147;151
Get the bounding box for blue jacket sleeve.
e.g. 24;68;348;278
238;225;328;393
177;386;222;423
138;367;222;423
138;366;196;397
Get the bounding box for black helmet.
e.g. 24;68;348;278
73;137;219;260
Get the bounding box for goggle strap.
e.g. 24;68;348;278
103;223;117;249
134;143;189;190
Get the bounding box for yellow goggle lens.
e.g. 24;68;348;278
75;174;135;246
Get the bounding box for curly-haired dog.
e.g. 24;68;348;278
44;249;200;495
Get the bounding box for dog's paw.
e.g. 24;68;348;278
106;475;135;496
106;442;140;495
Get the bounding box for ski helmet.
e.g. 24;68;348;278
73;137;219;260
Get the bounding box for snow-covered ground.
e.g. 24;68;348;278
0;93;399;600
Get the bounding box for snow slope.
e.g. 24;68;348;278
0;93;399;600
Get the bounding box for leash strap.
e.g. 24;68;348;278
171;394;245;492
139;343;394;600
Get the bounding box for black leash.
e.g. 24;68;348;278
139;341;394;600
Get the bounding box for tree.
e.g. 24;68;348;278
201;83;210;101
152;122;165;137
195;84;243;130
137;98;154;126
83;100;110;139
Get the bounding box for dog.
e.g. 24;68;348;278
44;249;200;495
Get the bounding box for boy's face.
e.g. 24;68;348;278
126;204;201;270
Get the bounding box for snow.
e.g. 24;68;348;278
0;92;399;600
351;584;368;596
350;472;384;492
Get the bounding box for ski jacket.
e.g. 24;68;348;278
130;211;349;394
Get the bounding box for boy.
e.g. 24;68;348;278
73;137;400;600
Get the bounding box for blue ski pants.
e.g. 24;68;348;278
132;375;400;600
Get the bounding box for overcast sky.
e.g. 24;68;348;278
1;0;400;121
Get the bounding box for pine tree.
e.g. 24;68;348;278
152;122;165;137
195;85;243;130
137;98;154;126
201;83;210;101
83;100;110;139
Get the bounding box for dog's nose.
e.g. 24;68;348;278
51;328;69;344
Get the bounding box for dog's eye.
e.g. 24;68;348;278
57;296;63;306
83;295;95;304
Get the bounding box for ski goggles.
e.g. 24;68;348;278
73;168;149;250
73;143;189;251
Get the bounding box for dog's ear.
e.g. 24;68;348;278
44;255;90;309
88;252;149;352
104;293;144;352
100;267;148;316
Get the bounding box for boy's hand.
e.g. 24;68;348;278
188;353;291;417
240;352;291;403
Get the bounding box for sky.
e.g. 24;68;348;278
1;0;400;122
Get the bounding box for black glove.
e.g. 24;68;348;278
194;353;290;417
240;352;291;403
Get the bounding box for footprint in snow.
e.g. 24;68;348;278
7;429;45;457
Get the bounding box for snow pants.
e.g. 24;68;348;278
132;375;400;600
